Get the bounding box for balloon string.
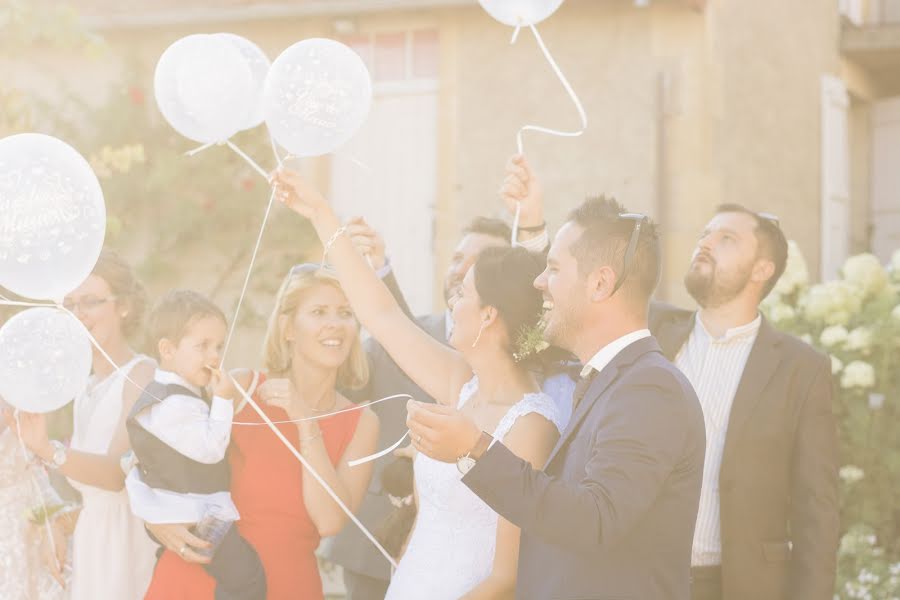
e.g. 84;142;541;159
231;392;412;426
513;23;588;157
12;413;63;577
511;202;522;246
348;430;409;468
184;140;270;180
225;141;270;180
218;186;277;369
0;300;165;404
229;374;399;569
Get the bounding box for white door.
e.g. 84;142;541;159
821;75;851;280
871;97;900;262
330;31;439;315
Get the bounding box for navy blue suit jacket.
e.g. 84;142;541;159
463;336;705;600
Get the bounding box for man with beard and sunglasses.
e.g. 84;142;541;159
651;205;840;600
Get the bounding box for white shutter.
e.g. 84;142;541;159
871;97;900;261
820;75;851;280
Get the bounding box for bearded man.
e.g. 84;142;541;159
650;204;840;600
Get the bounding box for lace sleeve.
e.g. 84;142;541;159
493;392;565;442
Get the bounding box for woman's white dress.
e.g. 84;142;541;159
67;354;159;600
0;426;66;600
385;377;565;600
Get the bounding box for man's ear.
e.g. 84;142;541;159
589;265;617;303
752;258;776;287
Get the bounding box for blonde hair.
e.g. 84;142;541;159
263;268;369;390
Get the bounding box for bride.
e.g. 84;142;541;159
272;168;564;599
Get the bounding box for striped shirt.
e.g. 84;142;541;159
675;313;761;566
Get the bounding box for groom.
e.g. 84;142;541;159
407;197;706;599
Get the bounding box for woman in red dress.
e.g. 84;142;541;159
143;266;380;600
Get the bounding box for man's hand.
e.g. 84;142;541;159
500;154;544;230
346;216;387;270
406;401;482;463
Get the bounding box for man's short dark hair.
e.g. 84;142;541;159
463;217;511;244
715;203;788;299
567;195;661;306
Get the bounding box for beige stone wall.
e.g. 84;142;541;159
5;0;850;317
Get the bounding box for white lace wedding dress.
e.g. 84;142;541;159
385;377;565;600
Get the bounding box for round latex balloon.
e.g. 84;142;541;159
0;133;106;301
0;307;91;413
216;33;271;131
263;38;372;158
154;34;255;144
479;0;565;27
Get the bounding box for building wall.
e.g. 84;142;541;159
5;0;849;316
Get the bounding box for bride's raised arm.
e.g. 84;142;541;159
271;168;470;406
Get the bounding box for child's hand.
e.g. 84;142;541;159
207;367;237;401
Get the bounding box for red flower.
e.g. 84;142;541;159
128;86;145;106
240;177;256;192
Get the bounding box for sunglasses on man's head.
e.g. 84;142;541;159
611;213;648;297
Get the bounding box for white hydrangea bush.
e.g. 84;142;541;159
759;244;900;600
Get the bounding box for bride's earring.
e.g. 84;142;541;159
471;321;487;348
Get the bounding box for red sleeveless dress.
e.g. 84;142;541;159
144;374;362;600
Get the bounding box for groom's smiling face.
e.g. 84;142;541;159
534;222;589;352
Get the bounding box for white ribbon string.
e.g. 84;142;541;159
229;374;399;569
513;24;588;156
218;186;277;369
511;202;522;246
509;23;587;244
184;140;270;180
225;141;269;180
348;430;409;468
12;412;63;578
0;298;170;406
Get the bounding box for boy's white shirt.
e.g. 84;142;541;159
134;369;233;464
126;368;239;524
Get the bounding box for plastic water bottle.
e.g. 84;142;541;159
192;505;233;559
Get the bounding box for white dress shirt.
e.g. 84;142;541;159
674;314;761;566
125;369;238;524
581;329;652;378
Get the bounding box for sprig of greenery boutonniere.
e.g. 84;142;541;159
513;317;550;363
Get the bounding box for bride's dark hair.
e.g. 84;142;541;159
472;246;567;369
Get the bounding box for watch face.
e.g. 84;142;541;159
456;455;477;475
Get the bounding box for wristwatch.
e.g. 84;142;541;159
456;431;493;475
46;440;68;469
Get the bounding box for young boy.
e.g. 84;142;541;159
125;289;265;600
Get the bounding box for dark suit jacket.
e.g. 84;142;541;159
325;308;446;581
650;304;840;600
464;336;706;600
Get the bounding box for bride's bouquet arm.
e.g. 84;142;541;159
271;168;470;407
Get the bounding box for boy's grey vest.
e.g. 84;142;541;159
126;380;229;494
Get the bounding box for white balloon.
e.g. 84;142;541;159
0;307;91;413
0;133;106;301
154;34;255;144
479;0;565;27
216;33;271;131
263;38;372;158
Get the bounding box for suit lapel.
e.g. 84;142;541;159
720;318;783;471
656;311;696;360
418;312;447;344
545;337;662;467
